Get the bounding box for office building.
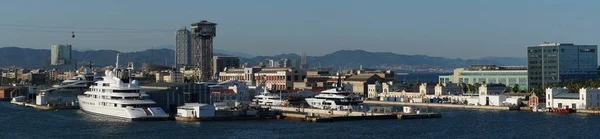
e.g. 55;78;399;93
175;27;192;67
527;42;598;89
213;56;240;77
439;65;528;91
191;20;217;82
50;44;72;65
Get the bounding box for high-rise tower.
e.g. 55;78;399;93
50;44;72;65
175;26;192;67
191;20;217;82
300;52;308;69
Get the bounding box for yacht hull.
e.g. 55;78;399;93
78;96;168;120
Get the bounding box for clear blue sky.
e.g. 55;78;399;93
1;0;599;59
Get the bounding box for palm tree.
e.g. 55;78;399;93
460;82;468;93
512;84;520;93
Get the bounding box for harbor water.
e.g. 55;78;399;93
1;101;598;139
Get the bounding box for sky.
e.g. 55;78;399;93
1;0;599;59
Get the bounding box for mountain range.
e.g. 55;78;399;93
0;47;526;72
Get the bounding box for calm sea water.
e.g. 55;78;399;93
1;101;600;139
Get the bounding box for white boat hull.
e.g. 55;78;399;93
305;98;361;110
78;96;168;120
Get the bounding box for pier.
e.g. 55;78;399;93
364;101;520;111
10;101;79;110
264;106;441;122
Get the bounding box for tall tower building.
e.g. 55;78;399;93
191;20;217;82
300;52;308;69
50;44;72;65
527;42;598;89
175;27;192;67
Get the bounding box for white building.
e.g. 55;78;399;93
367;81;393;99
477;84;509;106
546;87;600;109
176;103;215;118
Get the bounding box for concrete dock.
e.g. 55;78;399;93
10;101;79;110
364;101;519;111
265;106;441;122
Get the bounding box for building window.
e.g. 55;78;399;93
558;103;562;108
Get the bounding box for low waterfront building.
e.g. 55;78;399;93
545;87;600;109
176;103;216;118
439;65;528;91
344;74;386;96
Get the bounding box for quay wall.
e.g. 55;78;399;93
265;106;388;116
364;101;512;110
576;110;600;114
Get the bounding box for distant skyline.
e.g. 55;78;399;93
1;0;600;59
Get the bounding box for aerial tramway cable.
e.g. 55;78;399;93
0;23;173;38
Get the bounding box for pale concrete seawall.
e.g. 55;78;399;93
264;106;388;116
264;106;441;122
576;110;600;114
364;101;515;110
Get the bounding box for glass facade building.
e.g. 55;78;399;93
527;42;598;89
439;65;528;91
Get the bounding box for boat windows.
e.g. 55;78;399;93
122;104;152;108
103;83;110;87
113;90;140;93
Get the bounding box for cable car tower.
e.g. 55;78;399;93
190;20;217;82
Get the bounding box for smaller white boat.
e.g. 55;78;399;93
253;86;284;106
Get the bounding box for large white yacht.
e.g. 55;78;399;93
36;67;101;106
253;86;285;106
305;73;363;110
78;54;168;120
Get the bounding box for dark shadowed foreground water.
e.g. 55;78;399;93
1;101;599;139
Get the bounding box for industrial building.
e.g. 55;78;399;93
141;82;211;115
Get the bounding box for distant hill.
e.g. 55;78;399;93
243;50;527;70
0;47;526;71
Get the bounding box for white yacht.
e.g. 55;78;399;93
78;54;168;120
36;67;101;106
305;74;363;110
253;86;285;106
